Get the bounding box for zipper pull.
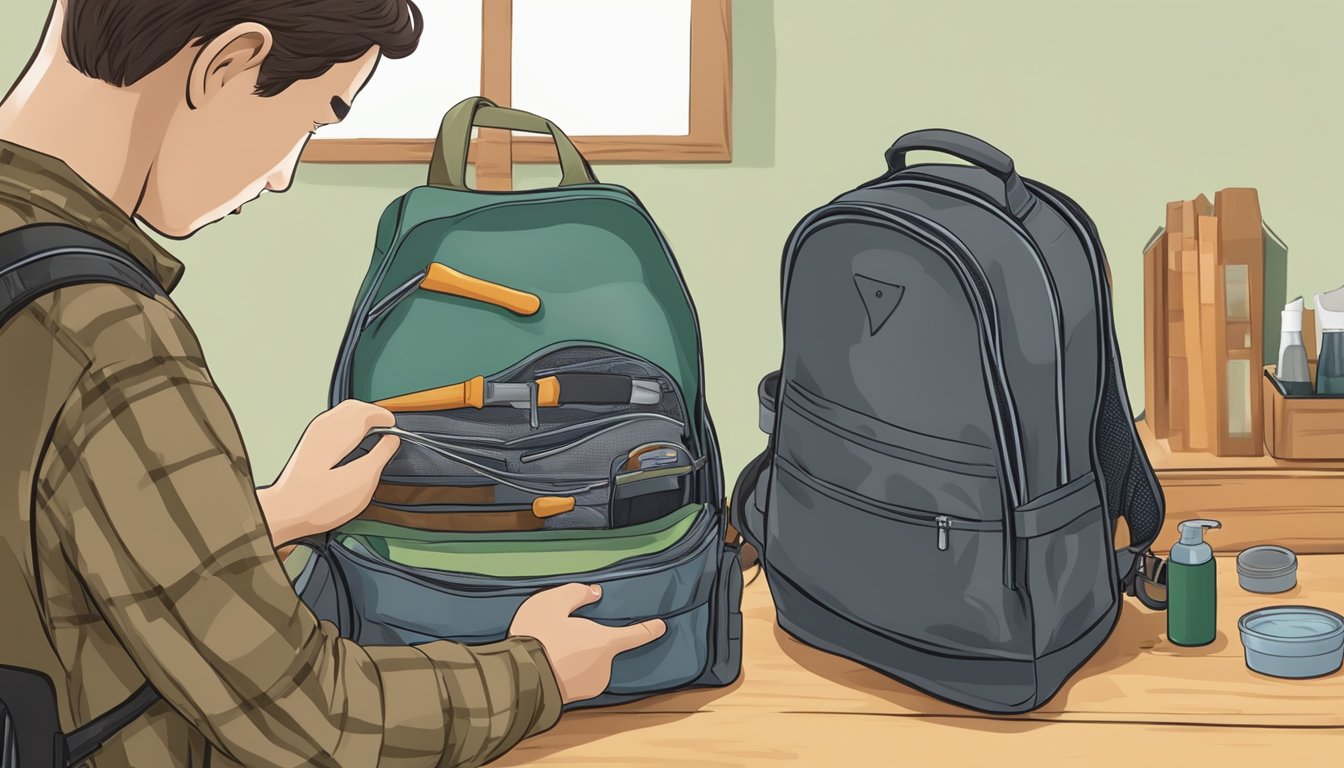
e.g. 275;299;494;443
937;516;951;551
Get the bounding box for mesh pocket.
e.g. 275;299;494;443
1096;360;1161;547
1095;367;1133;519
1123;459;1161;545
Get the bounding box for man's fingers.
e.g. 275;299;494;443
344;400;398;430
309;400;398;457
344;434;400;475
604;618;667;654
331;400;398;436
536;582;604;614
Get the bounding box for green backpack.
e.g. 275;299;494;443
292;97;743;705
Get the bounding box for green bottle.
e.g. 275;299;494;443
1167;519;1221;647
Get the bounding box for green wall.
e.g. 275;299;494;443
4;0;1342;485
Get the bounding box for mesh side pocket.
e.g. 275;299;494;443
1096;360;1162;547
1095;366;1133;521
1122;461;1161;546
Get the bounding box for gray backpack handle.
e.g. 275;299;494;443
885;129;1033;219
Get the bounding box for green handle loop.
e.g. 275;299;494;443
428;97;596;189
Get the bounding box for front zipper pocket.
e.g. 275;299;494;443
785;381;997;467
768;460;1032;659
325;502;723;697
774;457;1000;543
778;388;1005;525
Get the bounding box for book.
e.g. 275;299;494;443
1181;198;1209;450
1213;188;1265;456
1262;223;1290;368
1198;213;1220;454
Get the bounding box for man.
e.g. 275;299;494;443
0;1;665;766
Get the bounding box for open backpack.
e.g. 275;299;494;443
288;97;744;706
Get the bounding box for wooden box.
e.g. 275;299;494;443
1262;363;1344;459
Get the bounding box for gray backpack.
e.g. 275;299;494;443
733;130;1168;714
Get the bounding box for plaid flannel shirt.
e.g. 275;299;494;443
0;140;561;768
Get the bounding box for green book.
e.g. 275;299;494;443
1262;223;1290;368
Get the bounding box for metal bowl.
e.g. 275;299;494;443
1238;606;1344;679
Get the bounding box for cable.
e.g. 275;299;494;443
371;427;610;496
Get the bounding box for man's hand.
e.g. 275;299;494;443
509;583;667;704
258;400;401;547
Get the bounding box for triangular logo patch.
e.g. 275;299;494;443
854;274;905;335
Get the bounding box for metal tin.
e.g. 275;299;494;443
1238;606;1344;679
1236;545;1298;593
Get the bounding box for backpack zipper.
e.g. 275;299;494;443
782;204;1024;589
1025;180;1168;568
865;176;1070;488
775;457;998;537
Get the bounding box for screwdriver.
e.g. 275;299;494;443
375;373;662;414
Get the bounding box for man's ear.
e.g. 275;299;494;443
187;23;273;109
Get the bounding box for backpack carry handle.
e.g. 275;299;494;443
429;97;596;190
885;129;1034;219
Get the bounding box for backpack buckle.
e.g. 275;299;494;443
1141;550;1167;585
1126;549;1168;610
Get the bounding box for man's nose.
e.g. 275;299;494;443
265;166;294;194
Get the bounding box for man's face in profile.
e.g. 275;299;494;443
139;46;379;238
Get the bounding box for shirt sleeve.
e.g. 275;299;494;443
35;290;562;768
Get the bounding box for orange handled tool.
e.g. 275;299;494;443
375;374;662;413
420;263;540;316
376;376;486;412
531;497;576;518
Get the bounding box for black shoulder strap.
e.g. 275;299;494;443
0;668;159;768
0;223;163;330
0;223;165;766
61;684;161;767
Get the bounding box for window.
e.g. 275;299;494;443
303;0;732;184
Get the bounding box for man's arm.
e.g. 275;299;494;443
36;293;561;767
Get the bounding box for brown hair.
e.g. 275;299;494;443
63;0;423;97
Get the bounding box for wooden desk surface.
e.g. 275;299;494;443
496;555;1344;767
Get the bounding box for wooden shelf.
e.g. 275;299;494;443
1137;419;1344;554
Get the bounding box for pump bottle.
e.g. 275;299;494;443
1315;287;1344;395
1167;519;1221;647
1277;297;1312;395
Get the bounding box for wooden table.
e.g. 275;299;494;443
1138;419;1344;554
495;555;1344;767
